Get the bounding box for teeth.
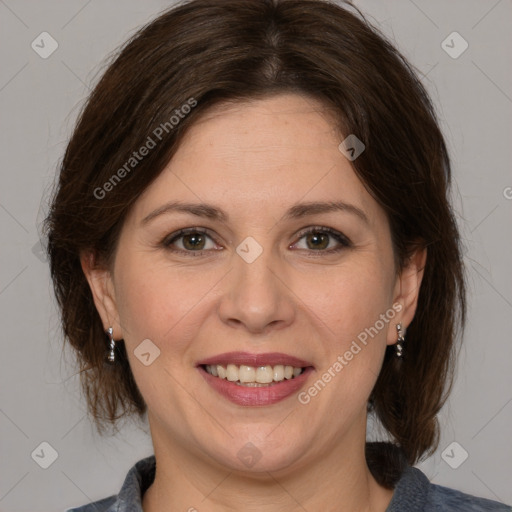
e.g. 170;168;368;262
273;364;284;381
205;364;304;384
239;365;256;383
226;364;238;382
256;365;274;383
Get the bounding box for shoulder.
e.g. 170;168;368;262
389;465;511;512
367;443;510;512
427;481;511;512
65;454;156;512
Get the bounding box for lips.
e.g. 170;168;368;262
196;351;315;406
196;351;314;368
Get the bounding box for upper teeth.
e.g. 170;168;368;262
205;364;303;383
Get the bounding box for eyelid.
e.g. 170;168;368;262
293;225;352;247
162;227;220;249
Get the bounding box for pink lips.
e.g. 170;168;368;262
197;351;313;368
197;351;315;406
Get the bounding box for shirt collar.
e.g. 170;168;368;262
105;455;156;512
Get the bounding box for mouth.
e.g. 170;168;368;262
196;352;314;406
202;363;306;386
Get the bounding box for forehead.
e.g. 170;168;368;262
128;93;380;228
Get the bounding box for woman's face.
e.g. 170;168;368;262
85;93;424;474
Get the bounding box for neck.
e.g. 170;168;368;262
142;421;394;512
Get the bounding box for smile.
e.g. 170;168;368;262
203;363;304;386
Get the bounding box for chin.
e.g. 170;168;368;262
206;434;308;475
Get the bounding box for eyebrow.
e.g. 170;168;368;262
141;200;369;225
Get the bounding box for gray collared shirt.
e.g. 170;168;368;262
66;454;511;511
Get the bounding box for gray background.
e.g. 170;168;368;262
0;0;511;510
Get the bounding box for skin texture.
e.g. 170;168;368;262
82;93;426;511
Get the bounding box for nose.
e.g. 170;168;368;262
217;245;296;335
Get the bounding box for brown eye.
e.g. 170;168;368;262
181;232;207;250
293;226;351;253
304;231;330;250
163;228;219;255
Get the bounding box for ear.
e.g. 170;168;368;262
387;245;427;346
80;250;124;340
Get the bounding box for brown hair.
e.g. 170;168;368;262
45;0;466;477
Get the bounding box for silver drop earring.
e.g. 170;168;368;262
106;327;116;363
395;323;405;358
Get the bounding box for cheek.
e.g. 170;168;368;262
115;266;169;343
296;258;394;402
113;254;218;351
300;259;394;340
112;255;210;407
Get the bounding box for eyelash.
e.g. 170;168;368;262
161;226;352;257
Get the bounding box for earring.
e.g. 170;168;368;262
106;327;116;364
395;323;405;358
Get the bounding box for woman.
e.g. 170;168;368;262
45;0;510;510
